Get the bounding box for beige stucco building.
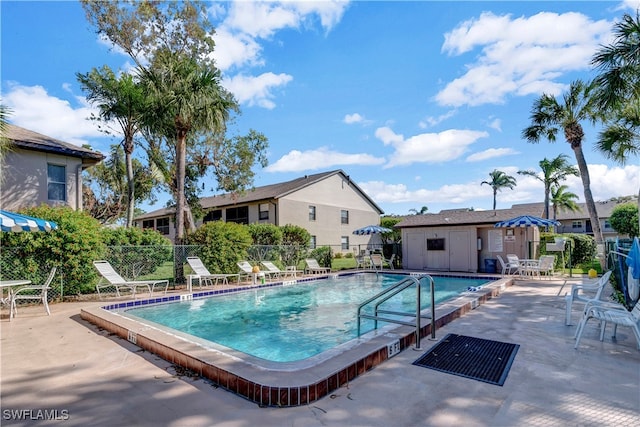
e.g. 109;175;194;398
134;170;385;251
1;124;104;211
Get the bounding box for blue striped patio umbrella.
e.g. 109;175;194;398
352;225;392;235
494;215;560;228
0;209;58;232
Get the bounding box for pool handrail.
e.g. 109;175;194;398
356;274;435;350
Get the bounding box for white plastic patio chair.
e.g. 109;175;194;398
506;254;524;276
94;260;169;299
186;257;239;290
10;266;56;320
574;298;640;350
304;258;331;274
564;271;612;326
524;255;556;279
496;254;519;276
370;254;384;271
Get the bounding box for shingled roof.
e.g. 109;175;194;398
135;169;384;220
4;124;104;164
396;204;545;228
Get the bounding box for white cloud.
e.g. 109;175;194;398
266;147;385;172
211;28;264;72
466;148;519;162
436;11;612;107
3;83;103;147
344;113;364;124
223;72;293;109
375;127;489;167
419;109;457;128
486;117;502;132
360;163;640;210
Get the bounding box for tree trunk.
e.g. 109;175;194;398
572;145;605;265
175;130;187;244
544;183;550;219
124;136;135;228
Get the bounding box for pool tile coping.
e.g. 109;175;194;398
81;271;512;407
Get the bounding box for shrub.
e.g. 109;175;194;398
248;223;283;245
280;224;310;266
609;203;639;237
0;206;107;295
186;221;252;274
102;227;172;279
310;246;333;267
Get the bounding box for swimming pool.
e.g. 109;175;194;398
81;271;510;407
124;273;489;362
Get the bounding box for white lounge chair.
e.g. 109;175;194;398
575;298;640;350
496;255;519;276
260;261;302;279
304;258;331;275
10;267;56;320
94;260;169;299
186;256;239;290
564;271;612;325
370;254;384;271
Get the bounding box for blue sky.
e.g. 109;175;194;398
2;1;639;216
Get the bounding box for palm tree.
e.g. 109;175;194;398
522;80;604;245
481;169;517;210
141;51;238;243
550;184;580;221
77;66;147;227
591;12;640;232
408;206;429;215
518;155;579;219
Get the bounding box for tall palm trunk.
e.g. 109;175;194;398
572;145;604;245
175;127;187;244
124;135;135;227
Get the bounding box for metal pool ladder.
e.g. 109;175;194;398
356;275;435;350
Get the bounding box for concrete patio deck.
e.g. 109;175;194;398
1;277;638;426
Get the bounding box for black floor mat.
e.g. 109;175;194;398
413;334;519;386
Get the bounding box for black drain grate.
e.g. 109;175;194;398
413;334;519;386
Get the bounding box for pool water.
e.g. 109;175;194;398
125;273;488;362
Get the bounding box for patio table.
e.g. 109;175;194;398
0;280;31;305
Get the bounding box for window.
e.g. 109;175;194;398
142;220;154;229
572;221;583;229
259;203;269;220
604;220;611;229
226;206;249;224
427;238;445;251
341;236;349;250
156;218;170;235
310;235;316;249
341;210;349;225
203;210;222;223
309;205;316;221
47;164;66;201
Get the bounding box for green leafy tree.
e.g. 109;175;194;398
0;105;13;185
408;206;428;215
518;155;579;219
83;144;159;224
609;203;639;238
77;66;148;227
481;169;517;210
522;80;604;245
550;184;580;221
591;12;640;234
82;0;269;243
380;217;401;243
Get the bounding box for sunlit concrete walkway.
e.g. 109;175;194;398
1;277;638;426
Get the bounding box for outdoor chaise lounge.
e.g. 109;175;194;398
93;260;169;299
260;261;303;279
496;254;519;276
10;266;56;320
186;257;240;290
304;258;331;275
